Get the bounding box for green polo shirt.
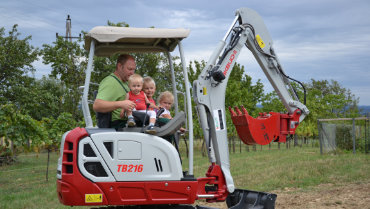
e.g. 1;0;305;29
96;73;129;121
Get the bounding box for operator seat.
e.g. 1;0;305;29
96;111;149;128
117;111;186;137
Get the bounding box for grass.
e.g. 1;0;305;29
0;141;369;209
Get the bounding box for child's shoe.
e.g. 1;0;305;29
127;117;136;127
145;125;157;135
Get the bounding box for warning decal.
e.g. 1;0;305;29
85;194;103;203
213;109;225;131
255;34;266;49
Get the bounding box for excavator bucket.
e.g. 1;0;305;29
229;106;301;145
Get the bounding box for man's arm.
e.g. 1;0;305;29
93;99;136;113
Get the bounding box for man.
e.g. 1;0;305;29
93;54;137;128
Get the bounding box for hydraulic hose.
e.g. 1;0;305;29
246;23;307;105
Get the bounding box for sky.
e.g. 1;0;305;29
1;0;370;105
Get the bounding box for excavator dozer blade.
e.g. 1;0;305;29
229;106;301;145
226;189;277;209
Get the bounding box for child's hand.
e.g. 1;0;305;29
152;104;160;110
120;109;125;118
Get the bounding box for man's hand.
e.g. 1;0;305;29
120;100;136;112
120;109;125;118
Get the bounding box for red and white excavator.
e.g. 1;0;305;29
56;7;309;209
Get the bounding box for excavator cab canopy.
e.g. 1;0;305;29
84;26;190;55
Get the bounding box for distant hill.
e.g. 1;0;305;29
359;106;370;116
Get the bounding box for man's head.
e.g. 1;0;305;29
128;74;143;95
115;54;136;82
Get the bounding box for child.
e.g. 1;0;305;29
157;91;186;133
157;91;174;119
121;74;157;134
143;76;159;111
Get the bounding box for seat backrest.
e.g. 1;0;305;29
132;111;149;127
118;111;186;138
155;111;186;137
94;90;112;128
96;112;112;128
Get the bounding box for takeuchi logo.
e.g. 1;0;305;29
223;50;238;76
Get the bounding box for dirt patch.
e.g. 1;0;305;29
197;182;370;209
274;182;370;209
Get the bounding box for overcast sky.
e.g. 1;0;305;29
2;0;370;105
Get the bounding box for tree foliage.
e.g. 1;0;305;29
0;104;48;156
306;79;359;119
41;112;83;150
0;25;39;106
261;79;361;137
41;36;87;120
226;63;264;116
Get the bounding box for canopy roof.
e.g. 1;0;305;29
85;26;190;56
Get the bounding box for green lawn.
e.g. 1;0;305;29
1;141;369;209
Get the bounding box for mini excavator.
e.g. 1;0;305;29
57;7;309;209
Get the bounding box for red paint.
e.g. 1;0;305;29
57;127;108;206
197;163;229;202
57;128;229;206
117;164;143;172
223;50;238;76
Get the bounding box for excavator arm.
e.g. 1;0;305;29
193;7;309;205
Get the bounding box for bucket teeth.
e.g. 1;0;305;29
236;107;242;115
241;106;249;115
228;106;236;116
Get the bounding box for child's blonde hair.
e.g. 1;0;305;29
143;76;156;88
158;91;174;104
128;74;143;85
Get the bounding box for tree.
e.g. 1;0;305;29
0;104;48;162
42;36;87;120
41;112;83;151
260;91;286;113
304;79;360;120
0;25;39;106
262;79;361;137
20;77;67;121
226;63;264;117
